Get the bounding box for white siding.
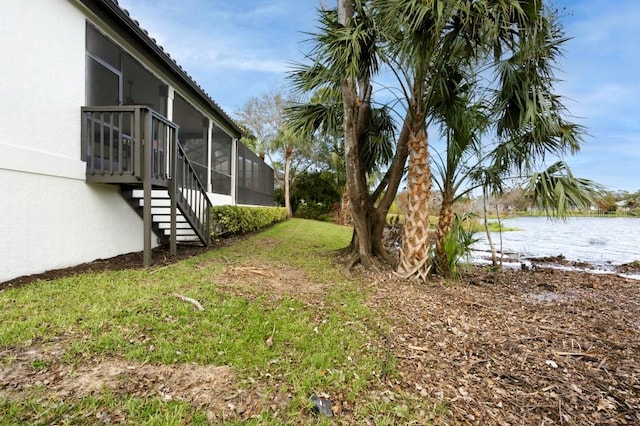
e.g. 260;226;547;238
0;1;151;282
0;169;148;281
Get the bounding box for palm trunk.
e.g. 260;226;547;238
339;185;352;226
397;123;432;280
434;185;455;275
284;145;293;218
483;186;498;267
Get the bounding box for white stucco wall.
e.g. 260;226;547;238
0;1;150;282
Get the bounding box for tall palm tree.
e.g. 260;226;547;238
373;0;453;280
430;4;582;275
374;0;590;279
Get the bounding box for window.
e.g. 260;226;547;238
211;125;232;195
85;22;164;113
173;94;207;185
237;142;274;206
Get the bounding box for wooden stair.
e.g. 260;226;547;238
82;106;211;265
122;188;202;244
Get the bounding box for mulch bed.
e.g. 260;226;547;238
359;266;639;424
0;236;249;291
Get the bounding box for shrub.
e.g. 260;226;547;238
295;200;335;221
210;206;287;239
291;172;341;215
438;213;480;279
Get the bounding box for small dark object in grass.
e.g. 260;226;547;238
310;395;333;417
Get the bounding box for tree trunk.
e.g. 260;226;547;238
434;184;455;275
284;145;293;218
336;0;409;271
345;210;395;265
483;186;498;268
338;0;376;268
342;110;410;270
397;123;432;280
339;185;352;226
342;82;374;266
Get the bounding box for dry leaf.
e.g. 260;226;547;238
597;398;616;411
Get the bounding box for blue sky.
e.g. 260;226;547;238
117;0;640;192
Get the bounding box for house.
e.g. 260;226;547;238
0;0;274;283
616;200;631;212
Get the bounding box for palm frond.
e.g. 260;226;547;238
526;161;604;218
361;105;396;174
285;99;342;138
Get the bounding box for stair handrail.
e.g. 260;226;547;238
170;133;212;247
136;107;210;247
82;106;211;263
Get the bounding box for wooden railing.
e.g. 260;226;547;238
81;106;211;260
171;142;211;247
82;106;141;182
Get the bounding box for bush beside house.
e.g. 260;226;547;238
210;206;287;239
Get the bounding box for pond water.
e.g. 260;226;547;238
471;216;640;278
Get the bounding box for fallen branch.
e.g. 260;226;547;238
247;269;274;277
148;264;177;274
407;344;430;352
231;267;274;277
173;293;204;311
381;333;392;381
553;351;599;361
539;325;578;335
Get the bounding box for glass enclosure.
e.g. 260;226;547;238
237;142;274;206
211;125;232;195
173;93;207;186
85;22;273;206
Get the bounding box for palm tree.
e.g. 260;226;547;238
410;49;489;276
291;0;596;279
373;0;453;280
272;125;313;218
374;0;592;279
288;2;407;269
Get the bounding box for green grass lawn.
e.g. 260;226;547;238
0;219;426;424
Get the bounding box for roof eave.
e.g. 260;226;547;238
81;0;243;137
